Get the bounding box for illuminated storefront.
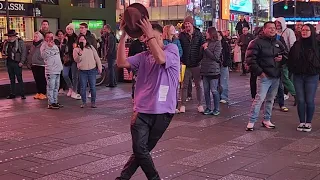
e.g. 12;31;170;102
0;0;34;41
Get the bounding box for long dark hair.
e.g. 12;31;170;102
207;27;218;41
300;24;319;58
77;34;91;48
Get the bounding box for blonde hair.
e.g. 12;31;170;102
34;31;44;40
163;25;176;40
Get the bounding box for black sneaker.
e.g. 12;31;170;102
203;108;213;115
304;123;312;132
57;103;64;108
21;95;26;100
48;104;59;109
297;123;305;132
6;94;16;99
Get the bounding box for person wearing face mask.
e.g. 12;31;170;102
3;30;27;99
288;24;320;132
73;35;102;108
29;32;46;100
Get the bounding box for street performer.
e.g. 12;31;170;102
115;3;180;180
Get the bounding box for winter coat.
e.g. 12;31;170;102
245;35;287;78
3;38;27;64
179;28;205;68
105;32;117;60
200;40;222;76
221;38;232;67
28;40;44;66
238;33;255;52
288;40;320;75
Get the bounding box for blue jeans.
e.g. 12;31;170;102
62;62;79;92
79;68;97;104
220;67;229;101
46;74;60;105
203;76;220;111
249;77;280;123
293;74;319;123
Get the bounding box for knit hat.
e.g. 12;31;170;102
66;23;75;32
184;16;194;25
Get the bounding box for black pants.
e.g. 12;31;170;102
7;60;24;96
31;65;46;94
250;72;257;99
59;73;67;90
107;58;117;86
241;53;247;74
117;112;173;180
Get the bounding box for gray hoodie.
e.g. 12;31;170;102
40;42;63;74
28;41;45;66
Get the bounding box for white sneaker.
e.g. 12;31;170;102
88;93;91;98
284;94;290;100
304;123;312;132
220;100;227;104
179;106;186;113
67;89;73;97
246;122;255;131
262;121;276;129
71;92;81;100
297;123;305;132
197;106;204;113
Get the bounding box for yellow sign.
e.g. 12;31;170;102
221;0;230;20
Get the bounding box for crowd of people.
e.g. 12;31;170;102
2;1;320;179
3;20;117;109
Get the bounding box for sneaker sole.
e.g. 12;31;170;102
297;128;304;132
303;129;312;132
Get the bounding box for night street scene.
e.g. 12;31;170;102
0;0;320;180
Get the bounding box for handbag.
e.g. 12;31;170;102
63;54;70;65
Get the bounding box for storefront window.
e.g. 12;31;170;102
71;0;105;8
0;17;34;41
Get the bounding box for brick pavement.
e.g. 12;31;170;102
0;73;320;180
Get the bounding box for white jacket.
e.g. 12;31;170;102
276;17;296;49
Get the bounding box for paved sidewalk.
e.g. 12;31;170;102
0;73;320;180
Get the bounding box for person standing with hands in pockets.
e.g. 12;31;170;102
115;3;180;180
245;22;287;131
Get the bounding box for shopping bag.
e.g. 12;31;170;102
179;64;186;83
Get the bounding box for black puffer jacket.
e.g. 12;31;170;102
288;40;320;75
221;38;232;67
200;40;222;76
246;35;287;78
179;28;205;68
